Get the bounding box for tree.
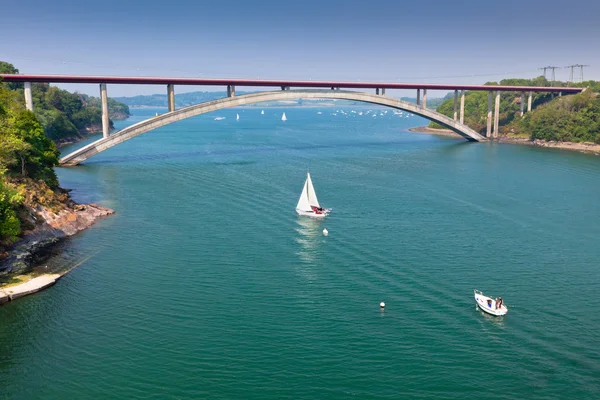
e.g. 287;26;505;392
0;62;21;91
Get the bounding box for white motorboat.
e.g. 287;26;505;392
474;290;507;316
296;172;330;218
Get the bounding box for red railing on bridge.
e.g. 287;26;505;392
0;74;584;93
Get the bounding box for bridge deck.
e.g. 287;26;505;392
0;74;584;93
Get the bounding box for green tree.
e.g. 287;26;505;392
0;177;23;242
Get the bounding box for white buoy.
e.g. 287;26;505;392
322;228;329;236
380;302;385;309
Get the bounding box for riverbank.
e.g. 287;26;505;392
411;126;600;154
0;200;113;305
498;136;600;154
0;198;114;278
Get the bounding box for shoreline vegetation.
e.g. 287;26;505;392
0;61;117;302
429;76;600;145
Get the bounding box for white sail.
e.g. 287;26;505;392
281;112;287;121
306;172;320;208
296;178;312;212
236;113;240;120
261;110;264;115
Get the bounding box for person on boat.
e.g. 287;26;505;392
487;299;492;308
497;297;503;309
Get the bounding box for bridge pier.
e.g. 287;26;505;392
460;90;465;124
100;83;110;139
528;91;532;112
381;88;386;96
376;88;380;95
227;85;236;97
24;82;33;111
167;84;175;112
423;89;427;108
416;89;421;106
453;90;458;120
493;90;500;138
520;91;525;117
487;91;493;138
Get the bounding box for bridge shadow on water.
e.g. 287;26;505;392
63;136;466;166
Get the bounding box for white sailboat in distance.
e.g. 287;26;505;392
281;112;287;121
261;110;265;115
236;113;240;121
296;172;330;218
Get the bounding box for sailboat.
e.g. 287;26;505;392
296;172;330;218
236;113;240;121
281;112;287;121
261;110;264;115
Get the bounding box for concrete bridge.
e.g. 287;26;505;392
0;74;583;166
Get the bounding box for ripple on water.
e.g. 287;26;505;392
2;109;600;399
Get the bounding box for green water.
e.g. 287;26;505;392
1;107;599;399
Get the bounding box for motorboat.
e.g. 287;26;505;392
474;289;507;316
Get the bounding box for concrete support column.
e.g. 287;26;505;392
416;89;421;106
423;89;427;108
460;90;465;124
486;91;493;138
24;82;33;111
376;88;380;95
527;91;532;112
493;90;500;138
227;85;235;97
381;88;386;96
167;84;175;112
520;91;525;117
100;83;110;139
453;89;458;120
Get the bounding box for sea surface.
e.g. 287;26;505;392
1;106;600;399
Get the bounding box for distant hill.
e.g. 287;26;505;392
113;91;247;108
115;90;448;109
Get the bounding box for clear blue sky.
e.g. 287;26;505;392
2;0;599;97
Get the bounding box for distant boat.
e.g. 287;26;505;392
474;290;507;316
281;112;287;121
296;172;330;218
317;112;322;114
214;117;225;121
261;110;264;115
236;113;240;121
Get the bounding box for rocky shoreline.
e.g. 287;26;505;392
497;136;600;154
0;202;114;278
411;126;600;155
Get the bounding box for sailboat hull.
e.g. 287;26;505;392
296;209;330;218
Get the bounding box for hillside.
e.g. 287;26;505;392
429;76;600;142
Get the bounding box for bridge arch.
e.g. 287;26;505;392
60;90;486;166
